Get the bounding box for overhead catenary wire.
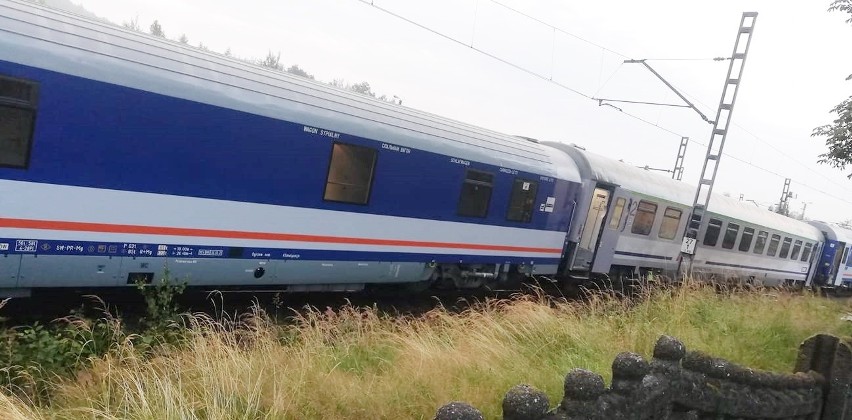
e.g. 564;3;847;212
487;0;630;59
676;87;852;196
357;1;852;208
355;0;688;138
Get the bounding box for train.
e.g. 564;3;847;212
0;0;850;298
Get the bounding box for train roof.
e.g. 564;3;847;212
0;0;579;181
808;221;852;243
542;142;822;241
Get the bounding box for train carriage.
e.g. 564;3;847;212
544;143;822;286
0;0;583;297
809;221;852;288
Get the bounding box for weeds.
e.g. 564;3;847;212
0;284;849;419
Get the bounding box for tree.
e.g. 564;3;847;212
224;47;232;57
178;34;189;44
348;81;376;97
122;15;141;32
813;98;852;177
286;64;314;79
149;20;165;38
813;1;852;176
830;0;852;22
259;51;283;71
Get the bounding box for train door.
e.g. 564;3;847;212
822;241;849;286
805;242;823;287
591;188;627;274
570;186;617;273
832;243;851;286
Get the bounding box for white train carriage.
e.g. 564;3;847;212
689;196;822;286
0;0;583;296
542;142;822;286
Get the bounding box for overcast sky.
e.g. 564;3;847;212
67;0;852;222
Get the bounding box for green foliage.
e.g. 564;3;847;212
814;97;852;177
122;15;140;32
135;268;187;334
829;0;852;23
286;64;314;79
814;2;852;174
0;308;124;405
0;271;188;406
258;50;283;71
149;19;165;38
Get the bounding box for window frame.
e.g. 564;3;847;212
505;178;538;223
703;218;723;247
321;142;378;205
657;207;682;240
738;227;755;252
753;230;768;255
721;222;740;249
801;243;813;262
790;240;802;260
608;197;626;230
630;200;658;236
778;237;792;259
0;74;39;170
767;234;781;257
457;169;494;218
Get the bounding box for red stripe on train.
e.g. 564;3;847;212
0;218;563;254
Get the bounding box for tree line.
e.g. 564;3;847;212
123;17;401;104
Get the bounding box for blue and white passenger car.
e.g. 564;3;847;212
0;0;583;296
809;221;852;288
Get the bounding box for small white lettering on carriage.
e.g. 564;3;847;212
303;126;318;134
382;143;411;154
499;167;518;175
283;253;301;259
450;158;470;166
540;176;554;182
0;243;8;251
320;129;340;139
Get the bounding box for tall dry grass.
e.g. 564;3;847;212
3;284;852;419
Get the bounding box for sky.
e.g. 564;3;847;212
60;0;852;223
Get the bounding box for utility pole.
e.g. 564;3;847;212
777;178;792;216
672;137;688;180
679;12;757;279
800;202;811;220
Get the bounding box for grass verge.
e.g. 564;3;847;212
1;284;851;419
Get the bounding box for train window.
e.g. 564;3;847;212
323;142;377;205
790;240;803;260
608;197;626;230
739;227;755;252
722;222;740;249
843;247;850;265
630;201;658;236
658;207;682;240
506;178;538;222
801;243;813;262
767;234;781;257
457;169;494;218
779;237;792;258
0;75;39;169
753;231;768;254
703;218;723;246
